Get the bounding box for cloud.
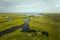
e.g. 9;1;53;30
0;0;60;13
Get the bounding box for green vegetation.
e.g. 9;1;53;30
29;14;60;40
0;28;42;40
0;14;25;32
0;13;60;40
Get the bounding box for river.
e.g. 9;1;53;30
0;18;36;37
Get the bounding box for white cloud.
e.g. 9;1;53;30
0;0;60;13
15;4;33;8
32;3;37;6
55;4;59;8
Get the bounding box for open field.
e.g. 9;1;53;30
0;13;60;40
29;14;60;40
0;14;25;32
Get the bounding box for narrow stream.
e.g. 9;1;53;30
20;19;36;32
20;19;30;32
0;18;49;37
0;18;36;37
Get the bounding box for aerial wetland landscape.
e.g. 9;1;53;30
0;13;60;40
0;0;60;40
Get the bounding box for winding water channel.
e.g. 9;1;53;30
0;18;49;37
0;18;36;37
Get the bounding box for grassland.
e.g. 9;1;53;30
0;13;60;40
29;14;60;40
0;28;42;40
0;13;25;32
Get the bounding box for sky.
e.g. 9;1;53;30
0;0;60;13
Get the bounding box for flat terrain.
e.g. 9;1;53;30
0;13;60;40
0;14;25;32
